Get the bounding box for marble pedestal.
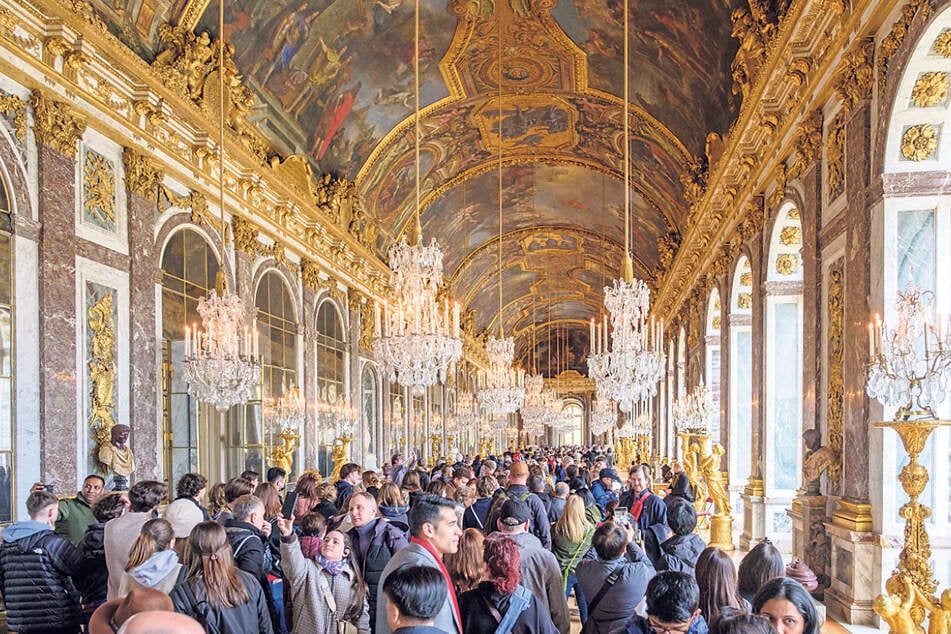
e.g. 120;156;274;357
789;495;831;593
764;493;795;550
823;520;882;626
740;480;767;550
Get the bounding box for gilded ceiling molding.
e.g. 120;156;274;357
910;71;948;107
177;0;211;32
58;0;109;32
0;91;27;143
834;37;874;113
657;232;682;277
0;6;14;37
122;147;163;199
30;90;87;156
878;0;935;93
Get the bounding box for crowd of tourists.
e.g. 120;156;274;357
0;447;821;634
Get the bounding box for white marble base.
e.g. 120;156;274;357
764;493;795;551
823;521;884;626
741;491;767;549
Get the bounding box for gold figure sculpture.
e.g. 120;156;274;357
874;578;925;634
88;294;118;469
330;435;353;482
679;432;733;550
270;429;300;477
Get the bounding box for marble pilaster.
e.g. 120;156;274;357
348;293;361;466
799;162;822;447
37;144;79;492
789;495;831;593
302;286;318;475
743;238;767;545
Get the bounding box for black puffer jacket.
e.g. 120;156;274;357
76;521;109;605
349;518;409;627
0;521;83;632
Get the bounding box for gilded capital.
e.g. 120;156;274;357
122;148;164;198
795;109;823;165
30;90;87;157
0;92;27;143
834;37;874;112
300;258;322;291
231;215;259;255
739;195;765;241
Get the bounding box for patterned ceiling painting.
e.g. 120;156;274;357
79;0;742;373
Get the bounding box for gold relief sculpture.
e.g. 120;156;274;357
231;215;259;255
834;38;875;113
739;196;765;241
874;577;926;634
775;253;799;276
780;226;802;245
270;155;317;200
730;3;772;102
30;90;87;156
901;124;939;162
82;149;116;226
122;148;163;199
657;232;681;272
787;207;800;220
911;72;949;107
934;30;951;58
827;111;846;201
330;435;353;482
739;272;753;287
0;7;15;37
795;109;823;165
359;301;375;352
827;263;844;491
737;293;753;309
879;1;935;93
348;205;379;251
712;315;721;330
269;429;300;477
767;162;787;209
88;294;117;463
680;156;708;206
60;0;109;31
259;242;288;268
300;259;322;291
913;586;951;634
0;92;27;143
313;173;360;227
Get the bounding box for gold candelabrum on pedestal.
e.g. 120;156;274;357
678;431;734;551
430;434;441;463
269;429;300;477
447;435;455;458
330;434;353;482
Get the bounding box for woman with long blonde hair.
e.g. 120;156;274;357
170;521;272;633
552;494;595;622
118;518;181;596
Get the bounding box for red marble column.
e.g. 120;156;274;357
799;163;822;445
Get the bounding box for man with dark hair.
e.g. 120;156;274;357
657;498;705;574
266;467;287;492
240;470;260;488
174;473;210;520
484;460;551;548
348;491;409;632
0;490;83;633
105;480;167;599
618;464;667;565
611;571;707;634
336;462;362;510
576;521;655;633
382;566;447;634
376;494;462;634
77;494;127;617
217;476;254;523
444;467;472;498
56;474;106;544
222;494;280;631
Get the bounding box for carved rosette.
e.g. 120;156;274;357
30;90;87;156
901;124;939;161
122;148;164;198
934;30;951;58
826;111;847;201
827;262;844;491
911;72;949;107
300;258;322;291
835;38;874;113
775;253;799;276
232;215;259;255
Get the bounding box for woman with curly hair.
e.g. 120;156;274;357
459;534;557;634
444;528;484;596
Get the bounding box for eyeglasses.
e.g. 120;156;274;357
648;616;695;634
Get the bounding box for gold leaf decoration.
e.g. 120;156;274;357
911;72;949;107
900;124;939;161
826;111;847;201
780;226;802;245
0;92;27;143
232;215;259;254
88;293;117;456
739;272;753;287
776;253;799;275
82;149;116;227
737;293;753;309
122;148;163;198
934;30;951;58
712;315;721;331
787;207;800;220
827;262;844;491
300;258;322;291
30;90;87;156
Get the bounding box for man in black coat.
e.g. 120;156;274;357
0;490;83;633
222;494;281;632
348;491;410;632
335;462;362;510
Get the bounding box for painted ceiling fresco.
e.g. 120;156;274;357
84;0;742;373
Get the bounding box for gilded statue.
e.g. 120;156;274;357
270;429;300;477
874;578;926;634
914;586;951;634
700;443;732;516
98;424;135;490
330;435;353;482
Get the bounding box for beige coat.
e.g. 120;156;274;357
104;512;151;600
281;535;370;634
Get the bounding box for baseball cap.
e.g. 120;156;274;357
499;497;531;527
508;461;529;477
164;498;203;538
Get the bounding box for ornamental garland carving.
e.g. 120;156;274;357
30;90;87;156
935;30;951;58
232;215;260;255
88;293;117;454
834;37;874;113
879;0;935;93
795;109;824;166
0;91;26;143
300;258;322;291
122;148;163;198
826;111;847;201
901;124;938;161
82;149;116;228
657;231;682;273
827;261;844;491
911;72;949;107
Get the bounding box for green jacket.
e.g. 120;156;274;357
55;494;96;545
552;523;594;575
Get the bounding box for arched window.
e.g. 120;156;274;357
0;175;13;523
728;256;753;504
160;228;219;486
315;300;346;476
706;289;722;441
256;271;299;478
561;399;583;446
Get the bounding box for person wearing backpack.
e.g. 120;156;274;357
484;461;551;549
459;533;557;634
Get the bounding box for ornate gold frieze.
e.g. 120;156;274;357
122;148;163;198
826;110;846;201
775;253;799;275
935;29;951;58
258;242;287;268
730;1;776;102
59;0;109;32
879;0;935;93
270;155;317;200
82;148;116;227
901;124;939;161
0;6;15;37
911;72;948;107
827;261;844;491
740;272;754;287
30;90;87;156
88;293;117;453
795;109;823;165
780;226;802;245
834;37;874;113
0;91;27;143
232;215;259;255
767;161;787;209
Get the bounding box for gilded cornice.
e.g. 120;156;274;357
833;37;875;113
30;89;86;156
232;215;259;255
653;0;904;321
122;147;163;198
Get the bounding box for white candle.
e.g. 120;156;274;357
590;318;595;353
375;302;382;337
253;329;259;358
184;325;191;357
453;303;460;337
868;322;874;359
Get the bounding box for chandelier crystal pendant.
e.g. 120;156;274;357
372;0;462;395
519;373;549;424
183;1;259;412
672;382;716;435
266;380;305;433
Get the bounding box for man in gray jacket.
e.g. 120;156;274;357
376;494;462;634
497;497;571;634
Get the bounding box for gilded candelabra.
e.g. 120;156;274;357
270;429;300;477
430;434;441;463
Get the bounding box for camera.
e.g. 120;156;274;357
42;484;54;493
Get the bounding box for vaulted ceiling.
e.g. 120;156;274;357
91;0;742;375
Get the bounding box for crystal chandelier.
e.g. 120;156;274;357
590;397;617;436
318;393;358;437
672;383;716;435
867;280;951;419
372;0;461;396
454;389;481;428
519;373;549;424
183;2;259;412
265;380;304;433
586;1;664;414
478;336;525;415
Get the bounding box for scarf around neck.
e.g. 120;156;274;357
315;553;347;576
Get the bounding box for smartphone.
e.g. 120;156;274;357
280;491;298;520
615;506;629;524
43;484;54;493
